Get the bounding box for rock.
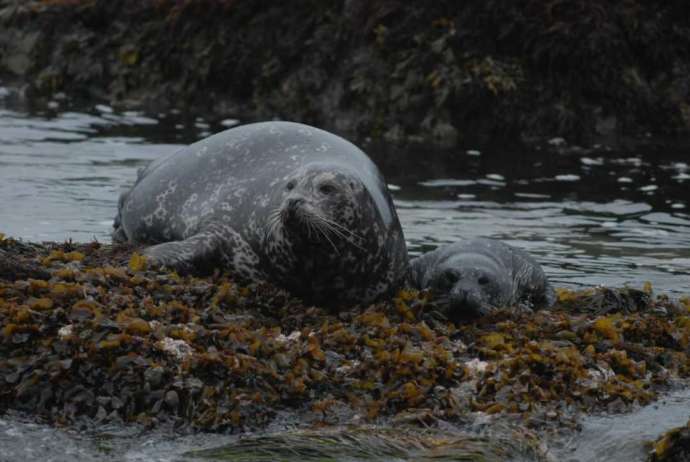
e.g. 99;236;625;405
2;32;39;76
0;249;50;281
144;366;165;388
164;390;179;410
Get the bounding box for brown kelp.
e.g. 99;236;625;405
1;236;690;435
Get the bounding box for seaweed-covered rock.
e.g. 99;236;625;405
0;235;50;281
187;425;551;462
1;240;690;434
649;419;690;462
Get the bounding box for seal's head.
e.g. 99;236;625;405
273;165;371;255
429;254;511;319
263;164;378;304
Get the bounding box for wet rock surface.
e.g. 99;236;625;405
649;418;690;461
187;424;551;461
1;236;690;441
1;1;689;146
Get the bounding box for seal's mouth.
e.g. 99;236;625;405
281;198;317;236
433;288;497;321
450;297;496;317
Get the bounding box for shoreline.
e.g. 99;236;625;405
1;1;689;148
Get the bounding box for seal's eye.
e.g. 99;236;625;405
443;271;459;286
478;275;490;285
286;181;296;191
319;184;337;195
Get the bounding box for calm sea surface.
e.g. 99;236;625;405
1;102;688;294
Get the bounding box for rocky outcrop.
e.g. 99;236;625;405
1;0;689;146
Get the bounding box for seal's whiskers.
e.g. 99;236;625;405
266;208;283;240
316;215;366;243
321;223;366;252
312;214;366;251
434;296;452;309
313;220;341;255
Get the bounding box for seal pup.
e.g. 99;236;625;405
113;121;408;306
407;238;556;319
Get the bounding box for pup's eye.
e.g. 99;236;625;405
319;184;337;195
286;181;296;191
444;271;459;285
478;276;490;285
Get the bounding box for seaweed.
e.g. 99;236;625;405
1;239;690;435
648;418;690;461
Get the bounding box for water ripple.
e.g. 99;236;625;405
1;106;689;294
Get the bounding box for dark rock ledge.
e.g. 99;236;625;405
1;0;689;147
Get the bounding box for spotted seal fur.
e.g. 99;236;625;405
113;121;408;306
407;238;556;319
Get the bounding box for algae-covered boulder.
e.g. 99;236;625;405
1;0;689;145
649;419;690;462
1;238;690;435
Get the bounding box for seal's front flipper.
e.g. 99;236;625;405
142;224;264;280
523;280;557;310
143;232;222;275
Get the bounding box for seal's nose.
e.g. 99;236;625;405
284;197;306;223
453;288;470;302
287;198;305;211
450;284;481;307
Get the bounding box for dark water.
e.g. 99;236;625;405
1;95;690;461
1;102;689;294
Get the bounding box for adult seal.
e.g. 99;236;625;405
113;121;408;306
407;238;555;319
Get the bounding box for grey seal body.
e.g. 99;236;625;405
113;121;408;306
408;238;556;318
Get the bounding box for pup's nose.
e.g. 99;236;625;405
453;288;470;302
